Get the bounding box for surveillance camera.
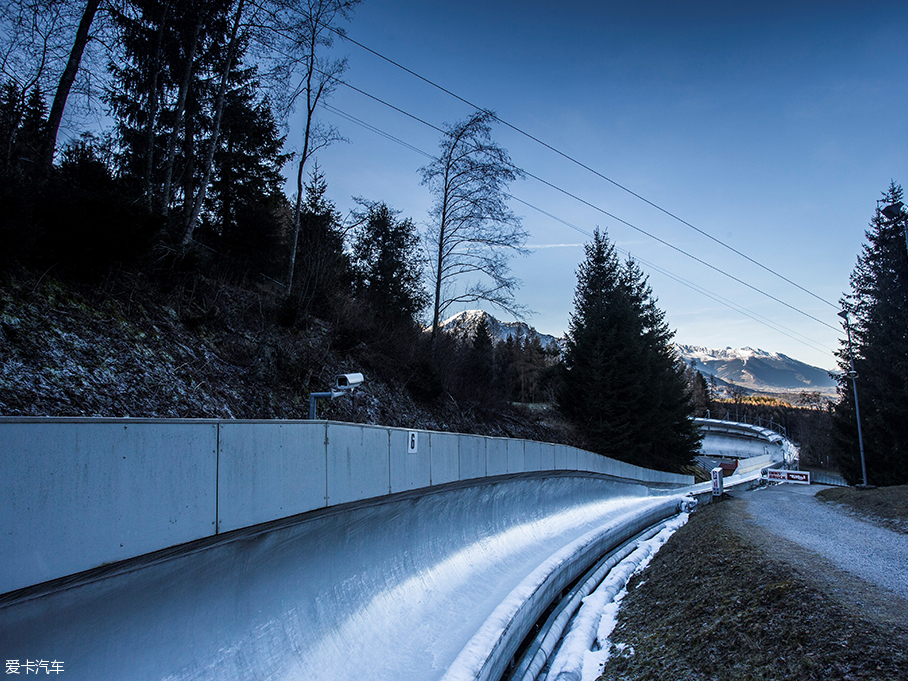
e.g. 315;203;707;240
335;373;364;391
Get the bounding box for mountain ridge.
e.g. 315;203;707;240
438;311;837;397
675;344;837;396
438;310;561;352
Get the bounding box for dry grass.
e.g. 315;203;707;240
816;485;908;534
599;493;908;680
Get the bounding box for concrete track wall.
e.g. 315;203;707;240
0;418;693;595
1;420;219;595
0;475;675;681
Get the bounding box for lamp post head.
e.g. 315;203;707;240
881;201;905;221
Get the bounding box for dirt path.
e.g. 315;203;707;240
728;484;908;632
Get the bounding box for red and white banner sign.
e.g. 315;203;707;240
763;469;811;485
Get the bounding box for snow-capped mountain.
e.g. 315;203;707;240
436;315;834;397
438;310;561;352
675;344;837;395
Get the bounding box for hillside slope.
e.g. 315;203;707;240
0;269;573;444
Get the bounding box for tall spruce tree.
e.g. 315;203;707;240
557;229;700;472
202;61;289;275
832;182;908;486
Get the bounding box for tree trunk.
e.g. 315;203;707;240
286;103;313;293
430;221;445;352
41;0;102;172
430;165;452;352
182;0;244;246
143;0;171;207
161;8;203;215
181;91;196;225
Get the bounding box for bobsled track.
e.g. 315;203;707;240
0;417;792;680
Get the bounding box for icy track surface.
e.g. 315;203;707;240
1;475;681;681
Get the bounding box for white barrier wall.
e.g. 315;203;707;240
390;428;429;494
1;417;695;596
1;420;218;595
216;421;327;533
734;453;778;475
700;434;771;460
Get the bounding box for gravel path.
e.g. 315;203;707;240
731;483;908;629
740;483;908;598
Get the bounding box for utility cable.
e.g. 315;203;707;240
515;165;840;332
319;99;839;352
327;25;840;311
507;195;836;356
319;87;839;332
318;75;840;333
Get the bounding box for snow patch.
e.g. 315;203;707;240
540;512;689;681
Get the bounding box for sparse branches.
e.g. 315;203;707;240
270;0;360;292
1;0;112;171
421;110;528;346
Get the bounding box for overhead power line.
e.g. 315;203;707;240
320;80;839;334
319;98;839;351
505;195;836;356
327;24;840;311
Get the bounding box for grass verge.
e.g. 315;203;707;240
816;485;908;534
599;491;908;680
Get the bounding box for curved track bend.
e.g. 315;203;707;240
1;475;686;681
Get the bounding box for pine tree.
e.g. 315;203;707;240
832;182;908;486
202;62;289;276
289;167;351;320
351;200;427;326
0;82;46;177
108;0;245;226
558;229;700;471
467;316;496;405
0;81;47;265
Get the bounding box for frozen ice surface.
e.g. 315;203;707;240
0;476;680;681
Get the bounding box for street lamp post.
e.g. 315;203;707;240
837;310;868;487
881;201;908;259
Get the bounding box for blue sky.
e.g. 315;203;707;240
297;0;908;370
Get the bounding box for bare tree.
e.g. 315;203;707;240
420;110;528;348
0;1;63;100
728;382;748;420
271;0;359;292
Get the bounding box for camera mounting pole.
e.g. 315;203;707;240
308;374;365;420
